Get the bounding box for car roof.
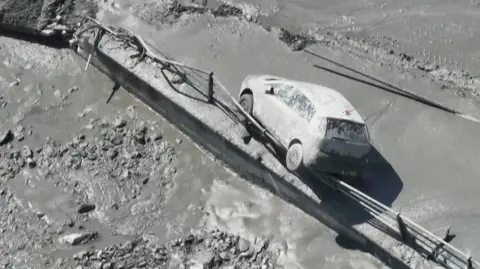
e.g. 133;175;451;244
263;75;365;123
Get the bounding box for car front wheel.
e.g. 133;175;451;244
286;142;303;172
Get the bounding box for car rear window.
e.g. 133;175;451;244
325;118;368;143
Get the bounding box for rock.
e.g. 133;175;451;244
9;79;19;87
64;219;75;228
16;134;25;141
290;39;307;51
59;231;99;245
237;238;250;252
0;130;13;146
120;169;131;180
77;203;96;214
189;251;215;269
219;251;232;261
92;261;103;269
21;145;33;158
102;262;113;269
107;149;118;159
26;158;36;168
14;125;24;135
68;86;79;93
114;117;127;128
110;134;123;145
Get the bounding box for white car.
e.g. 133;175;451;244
238;74;371;178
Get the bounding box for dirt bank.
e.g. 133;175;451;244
0;0;97;35
104;0;480;103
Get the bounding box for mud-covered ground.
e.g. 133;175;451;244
95;0;480;102
92;0;480;265
3;0;480;268
0;37;285;269
0;33;389;269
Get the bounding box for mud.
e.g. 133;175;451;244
0;0;97;35
3;0;480;268
114;0;480;102
74;230;276;269
0;36;282;269
89;0;480;267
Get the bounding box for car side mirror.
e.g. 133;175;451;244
265;86;274;94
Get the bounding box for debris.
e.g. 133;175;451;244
77;203;96;214
114;117;127;128
237;238;250;252
58;231;99;246
171;73;184;84
72;231;276;269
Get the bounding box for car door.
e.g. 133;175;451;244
279;89;315;144
256;82;294;143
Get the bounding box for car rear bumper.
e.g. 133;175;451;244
305;152;366;177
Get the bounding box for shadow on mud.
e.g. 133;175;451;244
80;42;411;269
0;26;70;48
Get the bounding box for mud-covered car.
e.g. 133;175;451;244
238;74;371;178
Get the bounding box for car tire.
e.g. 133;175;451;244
239;92;253;120
238;92;254;142
286;142;303;172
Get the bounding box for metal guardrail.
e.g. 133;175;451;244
334;178;478;269
74;17;479;269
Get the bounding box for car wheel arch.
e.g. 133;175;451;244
239;88;255;116
240;88;253;97
288;138;302;148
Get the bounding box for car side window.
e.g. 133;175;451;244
274;84;316;121
274;84;295;104
290;91;316;121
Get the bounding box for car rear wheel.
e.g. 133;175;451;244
238;92;254;142
239;92;253;120
286;142;303;172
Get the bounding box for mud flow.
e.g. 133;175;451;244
3;0;480;269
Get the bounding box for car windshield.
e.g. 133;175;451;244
325;118;368;143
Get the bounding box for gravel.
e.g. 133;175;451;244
74;230;277;269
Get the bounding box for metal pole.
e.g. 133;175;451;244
396;213;409;243
466;257;472;269
208;72;214;103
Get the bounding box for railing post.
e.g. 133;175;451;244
396;213;409;243
208;72;214;103
466;257;472;269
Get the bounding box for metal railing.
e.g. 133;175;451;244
74;17;478;269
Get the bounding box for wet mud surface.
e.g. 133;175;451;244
0;37;282;269
82;0;480;104
3;0;480;268
0;34;387;269
90;0;480;266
